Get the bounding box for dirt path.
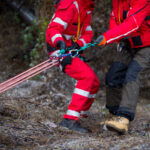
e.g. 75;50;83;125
0;97;150;149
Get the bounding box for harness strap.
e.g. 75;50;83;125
73;0;81;42
118;0;122;24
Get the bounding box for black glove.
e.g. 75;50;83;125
67;42;80;51
67;42;81;56
56;40;66;51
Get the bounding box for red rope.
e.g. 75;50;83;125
0;59;58;94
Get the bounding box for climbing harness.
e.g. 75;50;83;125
0;42;97;94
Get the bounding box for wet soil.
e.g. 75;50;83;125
0;96;149;150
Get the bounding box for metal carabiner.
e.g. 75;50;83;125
69;49;79;58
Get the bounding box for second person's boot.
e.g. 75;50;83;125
105;116;129;134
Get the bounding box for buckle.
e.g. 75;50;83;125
117;42;123;52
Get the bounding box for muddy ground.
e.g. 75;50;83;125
0;92;150;149
0;1;150;150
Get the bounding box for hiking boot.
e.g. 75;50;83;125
105;116;129;134
100;113;116;126
59;119;89;133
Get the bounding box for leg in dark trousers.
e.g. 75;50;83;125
106;48;132;114
105;47;150;133
118;47;150;120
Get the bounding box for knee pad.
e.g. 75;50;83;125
106;62;127;88
60;55;72;72
124;60;142;84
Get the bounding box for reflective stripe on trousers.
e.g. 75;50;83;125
63;57;100;120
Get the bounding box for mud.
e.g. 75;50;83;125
0;96;149;149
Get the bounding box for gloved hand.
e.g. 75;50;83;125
67;42;81;56
56;40;66;54
49;50;61;60
68;42;80;50
95;35;106;46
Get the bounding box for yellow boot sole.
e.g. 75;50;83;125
106;123;128;134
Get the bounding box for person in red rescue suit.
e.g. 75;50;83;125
46;0;100;133
95;0;150;134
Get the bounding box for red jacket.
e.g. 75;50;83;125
104;0;150;48
46;0;94;48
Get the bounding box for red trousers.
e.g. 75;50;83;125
63;57;100;120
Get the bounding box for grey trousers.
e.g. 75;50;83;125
106;47;150;121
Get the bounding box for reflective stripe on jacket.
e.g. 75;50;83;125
46;0;94;48
104;0;150;48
